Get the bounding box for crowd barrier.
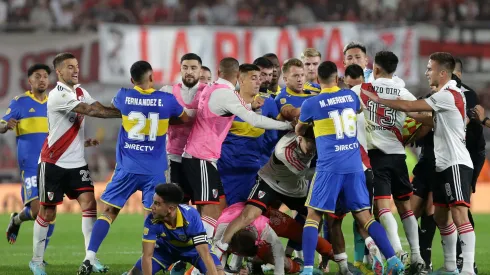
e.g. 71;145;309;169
0;182;489;214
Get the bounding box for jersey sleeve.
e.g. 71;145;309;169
425;91;453;112
50;90;81;112
261;225;285;275
81;88;97;105
298;99;313;124
2;98;21;122
274;141;307;175
167;94;185;118
112;89;123;110
186;208;209;246
142;216;158;243
265;97;280;119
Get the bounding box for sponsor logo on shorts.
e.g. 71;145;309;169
47;192;54;201
258;190;266;199
445;182;454;200
212;189;218;198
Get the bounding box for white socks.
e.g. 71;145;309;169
32;216;49;263
457;223;476;274
439;223;458;271
379;208;403;253
401;210;421;260
82;209;97;251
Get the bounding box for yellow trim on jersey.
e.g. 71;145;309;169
304;83;320;92
168;239;194;247
15;117;48;136
305;172;335;213
122;116;169;136
285;87;311;97
298;120;309;125
134;86;157;95
312;118;336;137
229;121;265;138
100;199;122;210
276;86;281;95
164;207;183;230
98;216;113;224
25;91;47;104
320;86;341;94
152;257;167;268
142;239;156;243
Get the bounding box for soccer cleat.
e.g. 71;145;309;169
29;261;47;275
354;261;374;275
460;272;477;275
246;262;265;275
92;259;109;273
370;253;384;275
386;257;405;275
77;260;93;275
408;257;426;275
396;251;409;274
429;267;459;275
456;256;463;273
170;261;187;275
300;266;313;275
6;212;21;244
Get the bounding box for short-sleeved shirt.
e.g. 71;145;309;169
112;86;183;175
299;86;362;174
2;91;48;170
40;82;96;168
424;80;473;171
143;205;208;253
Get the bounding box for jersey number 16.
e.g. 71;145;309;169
128;111;160;141
329;108;357;140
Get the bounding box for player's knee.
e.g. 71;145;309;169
103;205;121;219
29;201;40;218
450;206;470;227
40;205;56;221
394;199;411;213
78;193;97;210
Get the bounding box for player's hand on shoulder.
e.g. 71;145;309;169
5;118;18;130
252;96;265;110
360;86;380;103
84;138;100;147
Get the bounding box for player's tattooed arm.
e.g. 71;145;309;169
141;241;155;275
361;87;433;112
280;105;300;121
72;102;122;118
195;243;220;275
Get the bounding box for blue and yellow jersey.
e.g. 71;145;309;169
303;81;321;94
112;86;184;175
299;86;363;174
220;93;279;168
143;204;208;253
275;87;316;115
2;91;48;170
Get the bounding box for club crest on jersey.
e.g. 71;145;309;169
178;234;187;241
212;189;218;198
280;98;286;104
47;192;54;201
258;191;266;199
27;189;32;198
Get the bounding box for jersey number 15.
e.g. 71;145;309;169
128;111;160;141
329;108;357;140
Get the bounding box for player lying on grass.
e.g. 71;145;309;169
123;183;223;275
214;202;327;275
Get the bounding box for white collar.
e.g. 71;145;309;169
57;81;80;93
439;80;458;93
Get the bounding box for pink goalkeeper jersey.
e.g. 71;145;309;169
217;202;269;237
166;83;207;156
184;83;236;161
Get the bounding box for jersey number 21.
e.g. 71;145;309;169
128;111;160;141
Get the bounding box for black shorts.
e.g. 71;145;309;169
470;151;485;193
433;164;473;208
181;157;224;205
169;160;192;202
412;158;436;200
38;162;94;205
247;176;306;215
368;149;412;201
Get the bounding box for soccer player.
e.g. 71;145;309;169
361;52;476;275
263;53;282;96
181;60;292;241
218;59;279;206
361;51;424;273
77;61;189;275
123;183;223;275
275;58;315;122
4;64;55;248
297;61;404;275
31;52;121;275
452;59;483;274
163;53;208;203
200;66;213;84
300;48;321;94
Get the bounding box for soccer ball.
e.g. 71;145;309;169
402;117;422;145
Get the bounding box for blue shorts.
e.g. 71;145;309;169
305;171;370;213
133;245;222;274
21;168;39;205
218;161;260;206
101;167;165;210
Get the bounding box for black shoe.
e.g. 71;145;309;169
457;256;463;273
77;260;93;275
246;262;264;275
6;212;20;244
474;262;478;274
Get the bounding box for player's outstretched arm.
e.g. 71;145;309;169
72;102;121;118
141;241;155;275
280;105;300;121
195;243;220;275
407;112;434;127
361;87;433;112
0;119;18;134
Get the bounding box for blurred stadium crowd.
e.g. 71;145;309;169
1;0;490;32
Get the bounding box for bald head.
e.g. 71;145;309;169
219;57;239;78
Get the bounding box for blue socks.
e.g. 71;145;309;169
365;219;395;259
45;221;55;251
87;217;112;253
302;219;320;267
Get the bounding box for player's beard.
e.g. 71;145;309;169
182;77;198;88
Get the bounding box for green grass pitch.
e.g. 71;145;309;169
0;213;488;274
